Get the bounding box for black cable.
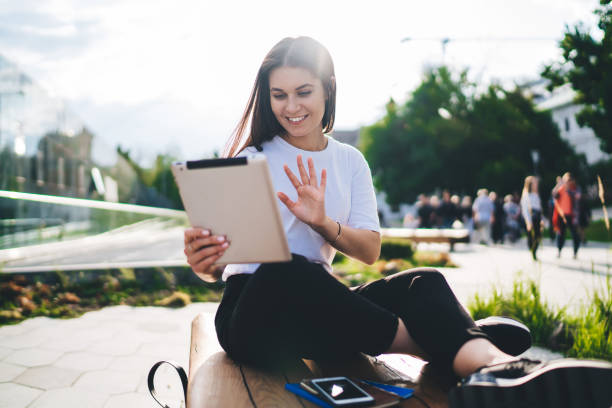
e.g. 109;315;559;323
239;364;258;408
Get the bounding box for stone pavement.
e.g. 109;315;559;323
436;238;611;311
0;303;219;408
1;239;609;407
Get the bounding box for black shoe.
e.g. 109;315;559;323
449;358;612;408
476;316;532;356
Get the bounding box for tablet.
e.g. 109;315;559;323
171;156;291;264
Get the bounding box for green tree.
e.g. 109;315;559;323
116;147;183;209
361;67;586;205
542;0;612;152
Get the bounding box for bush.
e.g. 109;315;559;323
380;239;415;260
468;276;612;361
584;219;612;242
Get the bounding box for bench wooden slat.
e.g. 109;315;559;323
187;312;453;408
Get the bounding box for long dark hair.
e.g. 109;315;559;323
224;36;336;157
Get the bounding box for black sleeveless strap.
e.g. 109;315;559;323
147;360;188;408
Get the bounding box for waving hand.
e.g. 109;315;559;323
277;155;327;228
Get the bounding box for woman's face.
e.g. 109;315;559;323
268;66;326;142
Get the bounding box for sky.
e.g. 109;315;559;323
0;0;602;164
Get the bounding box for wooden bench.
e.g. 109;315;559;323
187;312;454;408
381;228;470;252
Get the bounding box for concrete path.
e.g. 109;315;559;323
0;303;218;408
1;239;609;407
436;238;611;311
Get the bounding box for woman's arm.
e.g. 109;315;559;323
277;154;381;265
311;217;381;264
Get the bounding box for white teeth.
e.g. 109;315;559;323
288;116;305;122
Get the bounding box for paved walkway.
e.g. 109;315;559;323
1;239;609;407
0;303;219;408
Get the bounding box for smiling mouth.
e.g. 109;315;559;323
287;115;307;123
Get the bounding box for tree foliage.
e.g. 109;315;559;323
361;67;586;206
542;0;612;152
116;146;183;209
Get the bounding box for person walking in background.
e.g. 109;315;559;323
521;176;542;260
552;172;581;259
416;194;434;228
472;188;494;245
450;194;462;228
490;191;505;244
503;194;521;243
438;190;457;228
461;195;474;238
430;195;441;227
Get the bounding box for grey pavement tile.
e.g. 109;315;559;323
135;320;182;334
0;382;42;408
4;348;62;367
14;365;82;390
40;337;89;353
54;351;113;371
60;327;117;343
27;387;107;408
0;361;28;382
0;333;49;349
108;354;160;374
0;346;12;360
15;317;56;330
104;392;157;408
137;341;189;365
0;324;27;337
89;338;143;357
74;369;141;395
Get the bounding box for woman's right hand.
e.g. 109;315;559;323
184;227;229;282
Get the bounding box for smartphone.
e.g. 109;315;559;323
309;377;374;406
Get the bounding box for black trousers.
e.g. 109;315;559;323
527;211;542;256
215;254;489;370
557;215;580;255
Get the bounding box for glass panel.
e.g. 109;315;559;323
0;191;188;271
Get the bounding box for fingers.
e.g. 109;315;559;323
184;227;210;245
283;164;302;189
277;191;295;209
320;168;327;192
188;242;228;266
307;157;317;186
297;155;309;185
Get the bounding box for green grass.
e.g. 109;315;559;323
468;275;612;361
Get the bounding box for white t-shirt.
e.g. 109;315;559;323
222;135;380;281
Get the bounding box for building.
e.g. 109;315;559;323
524;80;609;165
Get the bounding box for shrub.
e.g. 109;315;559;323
468;276;612;361
380;239;415;260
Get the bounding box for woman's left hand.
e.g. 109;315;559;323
277;155;327;228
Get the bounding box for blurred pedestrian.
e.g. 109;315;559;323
438;190;457;228
552;172;581;259
503;194;521;243
417;194;434;228
521;176;542;260
473;188;494;245
490;191;505;244
461;195;474;237
430;195;441;227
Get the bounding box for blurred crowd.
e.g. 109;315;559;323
402;173;591;259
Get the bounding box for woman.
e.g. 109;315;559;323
521;176;543;260
183;37;610;407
